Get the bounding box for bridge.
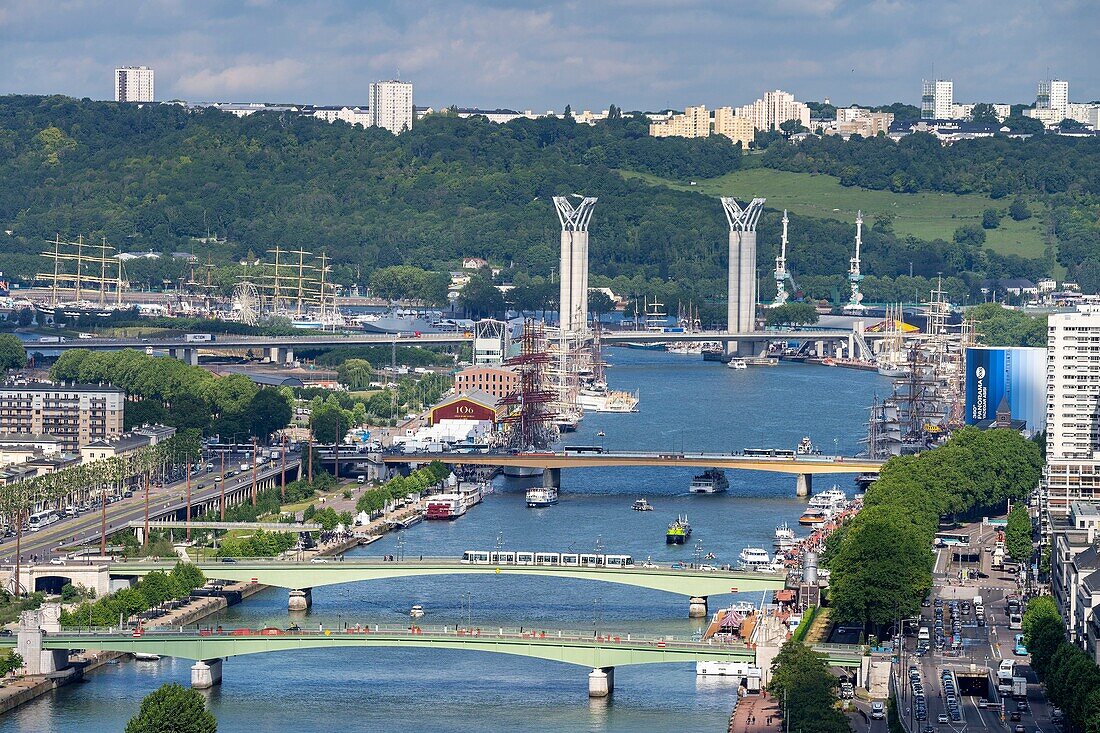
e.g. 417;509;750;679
122;519;322;532
108;558;787;616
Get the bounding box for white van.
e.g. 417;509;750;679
918;627;930;642
870;702;885;720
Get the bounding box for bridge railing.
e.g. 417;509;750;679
52;623;756;651
810;642;867;656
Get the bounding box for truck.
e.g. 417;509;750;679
37;336;65;343
1012;676;1028;699
184;333;214;342
240;463;250;472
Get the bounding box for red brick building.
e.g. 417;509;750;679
453;365;519;400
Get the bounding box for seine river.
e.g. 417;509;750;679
0;351;888;733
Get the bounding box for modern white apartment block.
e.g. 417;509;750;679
1044;307;1100;517
115;66;154;103
368;80;414;134
921;79;953;120
1038;79;1070;116
0;383;125;451
735;90;810;131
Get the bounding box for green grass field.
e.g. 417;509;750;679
623;168;1048;259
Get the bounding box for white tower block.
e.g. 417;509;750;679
720;197;766;333
553;195;598;334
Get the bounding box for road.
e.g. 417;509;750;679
0;455;300;563
896;520;1055;733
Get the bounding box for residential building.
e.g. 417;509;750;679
313;106;371;127
574;109;610;125
921;79;953;119
712;107;755;147
368;80;414;134
80;424;175;463
454;365;520;400
649;105;711;138
735;90;810;131
1044;307;1100;518
1024;106;1065;126
828;109;893;139
0;383;124;451
115;66;154;103
1051;503;1100;657
1037;79;1070;117
0;434;62;468
950;103;1011;121
1066;103;1100;129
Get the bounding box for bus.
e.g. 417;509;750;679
744;448;797;458
563;446;605;456
27;509;60;532
934;532;970;548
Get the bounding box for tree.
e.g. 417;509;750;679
310;402;349;445
457;276;505;318
982;208;1002;229
16;308;33;327
0;650;23;677
336;359;373;391
768;641;851;733
1009;198;1032;221
587;290;615;322
248;389;292;441
1003;115;1046;135
971;103;1000;125
953;224;987;247
1005;503;1033;563
765;302;819;327
166;394;213;432
0;334;27;372
125;399;168;430
125;683;217;733
779;119;808;137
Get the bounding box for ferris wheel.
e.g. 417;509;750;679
232;281;261;325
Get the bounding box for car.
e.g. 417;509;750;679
49;557;66;565
1011;712;1022;721
870;702;886;720
1015;725;1026;733
220;557;238;563
923;727;935;733
937;714;949;724
1016;702;1028;712
922;598;931;607
310;557;330;564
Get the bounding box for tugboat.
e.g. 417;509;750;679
632;498;654;511
666;515;692;544
689;468;730;494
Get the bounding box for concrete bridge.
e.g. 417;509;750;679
109;558;788;616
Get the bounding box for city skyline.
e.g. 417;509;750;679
1;1;1096;109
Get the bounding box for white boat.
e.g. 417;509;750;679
773;522;796;549
696;660;763;680
577;383;640;413
525;487;559;507
737;547;772;572
502;465;544;478
877;365;909;378
410;604;425;618
795;436;819;455
728;358;748;370
133;653;161;661
632;498;654;511
689;468;729;494
798;507;830;526
807;487;848;513
425;494;466;520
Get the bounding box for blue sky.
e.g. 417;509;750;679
1;0;1096;109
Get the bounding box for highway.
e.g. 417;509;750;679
0;456;300;563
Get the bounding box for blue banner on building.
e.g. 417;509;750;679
964;347;1045;434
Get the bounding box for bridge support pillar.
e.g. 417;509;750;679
191;658;223;689
796;473;812;498
17;603;68;675
288;588;313;611
688;596;708;618
170;347;199;366
588;666;614;697
542;468;561;489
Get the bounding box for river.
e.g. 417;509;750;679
0;350;889;733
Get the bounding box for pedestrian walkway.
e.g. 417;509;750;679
728;693;781;733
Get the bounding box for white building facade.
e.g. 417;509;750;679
115;66;154;103
921;79;953;120
369;80;414;134
735;90;810;131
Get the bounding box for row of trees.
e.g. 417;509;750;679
827;427;1042;627
60;562;205;628
767;641;851;733
1022;596;1100;731
216;529;297;559
51;349;293;439
967;302;1048;347
356;462;450;515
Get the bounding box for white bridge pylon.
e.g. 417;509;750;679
554;195;598;335
720;197;766;338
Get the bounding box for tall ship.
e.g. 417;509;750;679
623;298;671;350
525;487;559;507
666;515;692;544
689;468;729;494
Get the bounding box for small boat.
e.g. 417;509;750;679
632;498;654;512
410;604;425;618
877;364;909;378
795;437;820;455
525;487;559;507
690;468;729;494
728;358;748;370
666;515;692;544
773;522;796;549
133;653;161;661
737;547;772;572
596;430;606;437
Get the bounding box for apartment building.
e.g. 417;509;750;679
0;383;125;451
713;107;755;147
649;105;711;138
369;80;414;134
921;79;953;120
115;66;154;103
735;90;810;131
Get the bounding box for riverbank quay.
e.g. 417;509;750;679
728;693;781;733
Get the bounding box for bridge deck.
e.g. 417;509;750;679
110;558;788;596
385;452;883;474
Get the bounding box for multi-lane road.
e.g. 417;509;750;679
0;455;299;563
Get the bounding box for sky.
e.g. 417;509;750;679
1;0;1097;110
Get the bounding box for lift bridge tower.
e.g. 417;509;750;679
554;195;597;335
720;196;766;356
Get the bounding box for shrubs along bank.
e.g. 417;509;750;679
60;562;205;628
827;427;1041;627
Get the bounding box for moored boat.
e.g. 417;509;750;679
728;358;748;370
773;522;796;549
525;487;559;507
410;604;425;618
737;547;772;572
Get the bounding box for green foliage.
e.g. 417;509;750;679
369;266;448;304
0;334;27;372
768;641;851;733
125;683;217;733
310;401;350;444
1009;198;1032;221
954;223;987;247
60;562;205;628
458;276;506;318
764;302;819;327
248;388;293;441
970;104;1001;125
967;303;1047;346
829;427;1041;626
309;345;453;369
982;208;1002;229
1005;503;1033;563
335;359;373;390
216;529;297;558
0;650;24;677
1022;596;1064;677
357;462;449;514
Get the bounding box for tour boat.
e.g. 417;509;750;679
689;468;730;494
798;507;829;526
666;515;692;544
410;605;425;619
795;436;819;455
773;522;797;549
525;487;559;507
737;547;772;572
632;498;654;512
133;653;161;661
807;487;848;513
426;494;466;520
728;358;748;370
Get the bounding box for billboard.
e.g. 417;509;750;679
964;347;1046;434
